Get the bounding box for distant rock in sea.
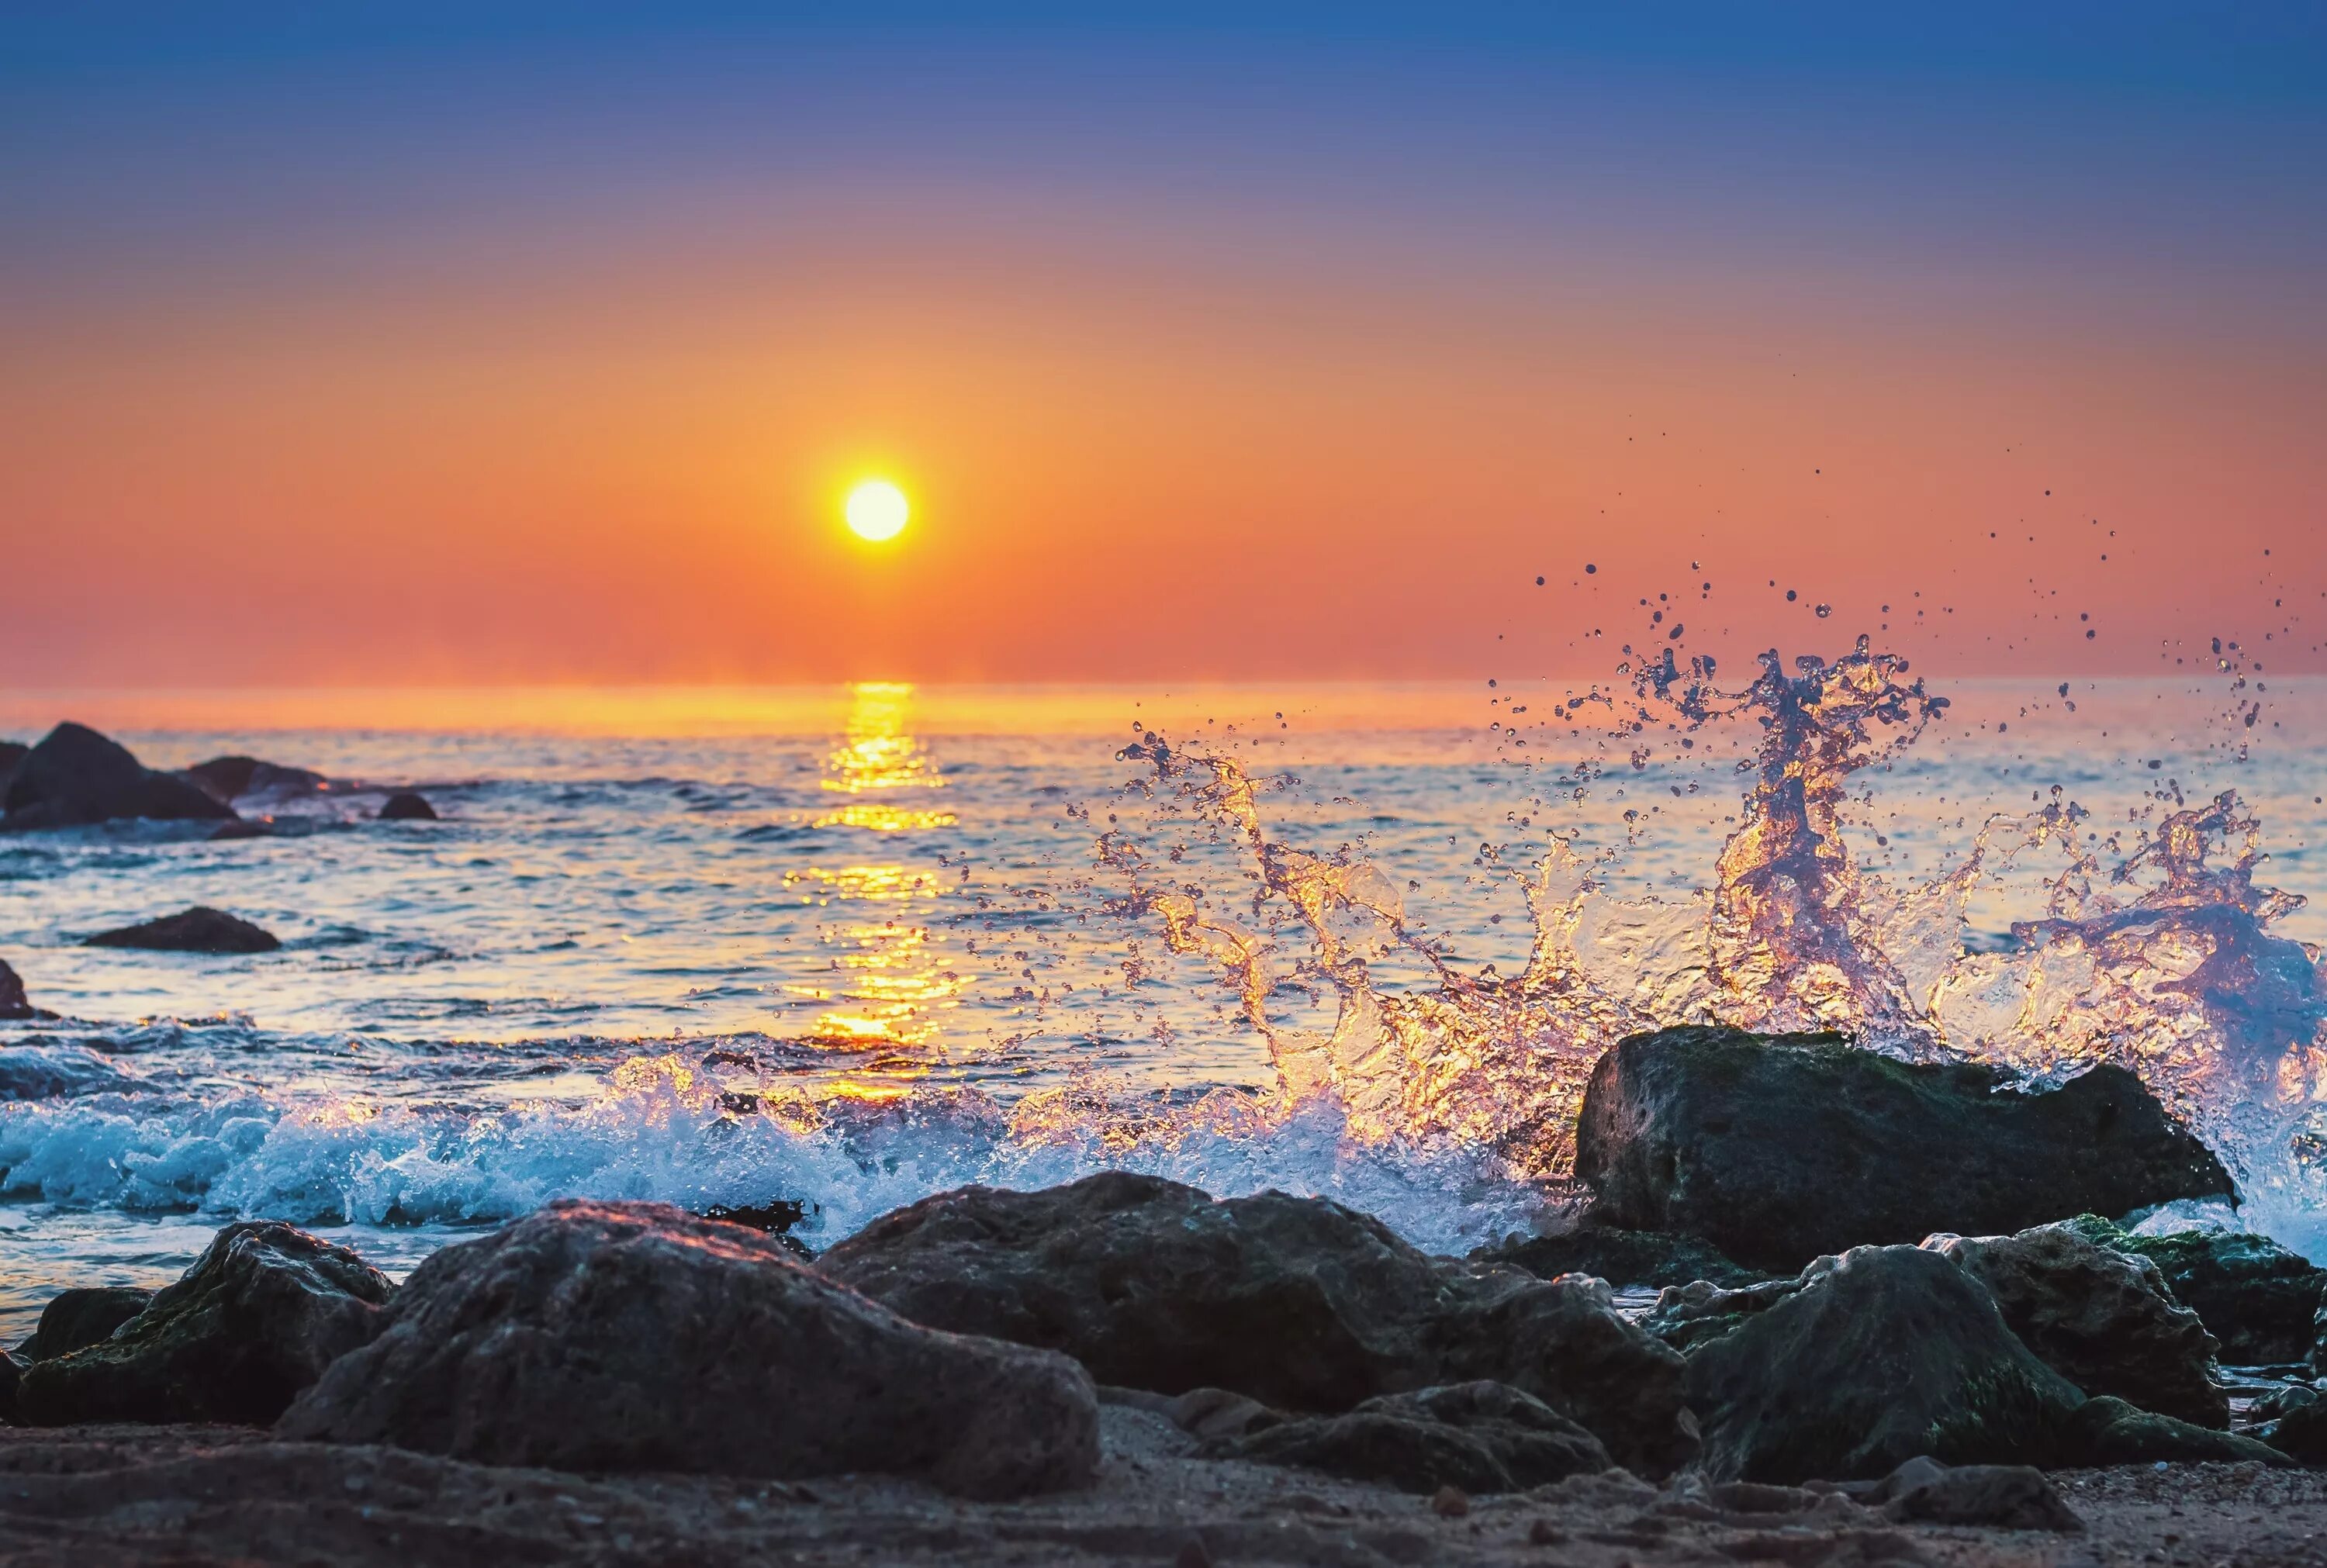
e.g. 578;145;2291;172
1;723;238;833
0;740;26;796
378;791;438;820
83;907;281;955
183;755;327;804
0;956;49;1021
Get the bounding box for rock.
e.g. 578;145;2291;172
1473;1224;1765;1290
82;907;281;955
2249;1381;2321;1421
818;1172;1697;1477
278;1200;1098;1498
1;723;238;833
182;756;326;803
16;1287;153;1362
2066;1215;2327;1366
1685;1244;2087;1483
1430;1483;1470;1517
0;739;26;796
1202;1381;1610;1495
695;1198;814;1258
208;819;271;841
1575;1026;2235;1271
1162;1387;1280;1442
378;792;437;820
2257;1397;2327;1464
1924;1224;2228;1427
1642;1276;1806;1353
1845;1456;2084;1532
0;1352;17;1422
0;957;55;1021
18;1221;390;1425
2066;1395;2291;1466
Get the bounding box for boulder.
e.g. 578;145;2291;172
15;1287;153;1362
0;1352;17;1423
278;1200;1098;1499
1473;1224;1764;1290
1924;1224;2228;1427
818;1172;1697;1476
1643;1276;1807;1353
2066;1215;2327;1366
0;739;26;791
1;723;237;832
1201;1381;1610;1494
1685;1244;2088;1483
2066;1396;2290;1466
182;755;326;803
0;957;54;1021
378;792;437;820
1839;1456;2084;1532
1575;1027;2234;1271
2257;1397;2327;1464
17;1221;390;1425
83;907;280;955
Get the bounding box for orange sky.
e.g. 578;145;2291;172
4;16;2322;687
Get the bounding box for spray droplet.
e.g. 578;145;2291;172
1584;563;1597;575
1815;603;1832;619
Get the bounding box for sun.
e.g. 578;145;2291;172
844;478;911;543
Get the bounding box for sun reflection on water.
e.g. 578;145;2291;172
814;681;956;832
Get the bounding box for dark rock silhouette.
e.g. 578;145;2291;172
16;1287;154;1362
817;1170;1696;1478
278;1200;1098;1499
377;792;437;820
1;723;237;832
0;958;51;1021
1925;1223;2227;1428
83;907;280;954
0;740;25;796
18;1222;391;1426
2068;1214;2327;1366
184;756;327;804
1576;1027;2235;1271
1199;1380;1611;1494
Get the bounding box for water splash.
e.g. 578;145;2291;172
1104;641;2327;1235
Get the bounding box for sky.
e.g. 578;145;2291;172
3;4;2323;688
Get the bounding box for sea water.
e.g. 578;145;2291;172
0;672;2322;1338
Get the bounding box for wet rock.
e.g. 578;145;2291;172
16;1287;154;1362
818;1172;1697;1476
83;907;280;955
377;792;437;820
2249;1381;2321;1421
0;739;26;796
0;1352;18;1422
1924;1223;2228;1428
2066;1214;2327;1366
2257;1397;2327;1464
695;1198;814;1258
1642;1276;1805;1353
0;957;54;1021
2067;1395;2291;1466
182;755;326;804
1576;1026;2235;1272
18;1221;391;1425
1;723;238;833
1685;1244;2087;1483
1473;1224;1764;1290
1843;1456;2084;1532
1202;1381;1611;1495
278;1199;1098;1498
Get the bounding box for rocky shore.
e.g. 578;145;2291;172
2;1025;2325;1564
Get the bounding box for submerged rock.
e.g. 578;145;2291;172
1642;1276;1806;1353
83;907;280;955
1575;1026;2235;1271
818;1171;1697;1477
1685;1244;2088;1483
1202;1380;1610;1494
15;1287;153;1362
1924;1223;2228;1428
0;957;53;1021
1473;1224;1764;1290
182;755;326;803
2066;1215;2327;1367
278;1200;1098;1498
18;1221;390;1425
1;723;238;833
377;792;437;820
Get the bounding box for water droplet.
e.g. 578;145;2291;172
1815;603;1832;618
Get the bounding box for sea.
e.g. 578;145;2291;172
2;666;2322;1341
